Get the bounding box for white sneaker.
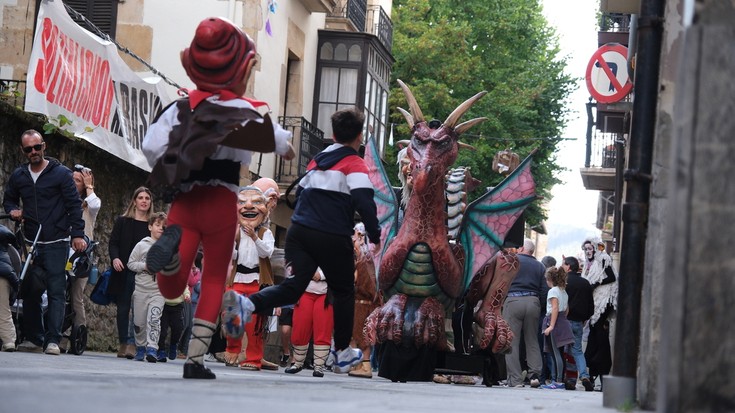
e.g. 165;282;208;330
2;342;16;352
45;343;61;355
17;341;43;353
331;347;362;374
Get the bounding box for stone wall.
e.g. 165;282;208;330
658;4;735;411
637;0;685;409
0;100;166;352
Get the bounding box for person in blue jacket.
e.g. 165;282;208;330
3;129;86;355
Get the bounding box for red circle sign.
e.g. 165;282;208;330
585;43;633;103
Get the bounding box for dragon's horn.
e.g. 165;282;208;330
395;139;410;149
397;107;414;128
458;142;476;150
455;117;488;135
397;79;425;124
444;91;487;129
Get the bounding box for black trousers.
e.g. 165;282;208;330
249;223;355;350
158;302;184;351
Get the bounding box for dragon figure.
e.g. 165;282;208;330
363;80;538;382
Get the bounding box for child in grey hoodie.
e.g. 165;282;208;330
128;212;167;362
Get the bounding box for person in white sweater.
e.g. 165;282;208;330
61;165;101;353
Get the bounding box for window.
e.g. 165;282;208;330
60;0;118;38
317;66;359;137
314;33;393;150
363;74;388;153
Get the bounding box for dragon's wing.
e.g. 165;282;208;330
364;136;399;275
458;150;537;289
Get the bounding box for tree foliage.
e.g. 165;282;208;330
385;0;576;230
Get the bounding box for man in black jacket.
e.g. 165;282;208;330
562;256;595;391
3;130;86;355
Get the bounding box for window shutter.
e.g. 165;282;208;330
62;0;118;39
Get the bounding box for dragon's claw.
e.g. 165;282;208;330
413;297;447;349
479;312;513;353
365;294;407;345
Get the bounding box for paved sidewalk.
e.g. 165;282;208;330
0;351;631;413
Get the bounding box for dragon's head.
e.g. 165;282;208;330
397;80;487;190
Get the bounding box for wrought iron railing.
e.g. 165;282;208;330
366;5;393;52
0;79;26;108
600;13;631;32
585;97;633;168
587;130;619;169
329;0;367;32
277;116;326;183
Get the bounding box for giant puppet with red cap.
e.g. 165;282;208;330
141;17;295;380
181;17;257;94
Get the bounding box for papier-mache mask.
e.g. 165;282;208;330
238;186;268;228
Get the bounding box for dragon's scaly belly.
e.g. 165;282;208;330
386;242;452;309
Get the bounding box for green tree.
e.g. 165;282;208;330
386;0;576;229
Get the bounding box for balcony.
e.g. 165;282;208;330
366;5;393;53
580;100;626;192
327;0;367;32
598;13;630;46
600;13;631;32
276;116;327;183
326;1;393;54
297;0;338;14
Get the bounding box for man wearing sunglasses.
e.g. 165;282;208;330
3;129;86;356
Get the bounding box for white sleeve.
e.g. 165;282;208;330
142;104;180;168
273;122;293;156
254;228;275;258
127;243;147;273
85;193;101;216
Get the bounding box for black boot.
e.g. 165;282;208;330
183;363;216;379
183;319;217;379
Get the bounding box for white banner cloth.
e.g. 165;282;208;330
25;0;171;171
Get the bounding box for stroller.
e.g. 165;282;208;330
62;236;98;355
2;214;91;355
0;215;22;349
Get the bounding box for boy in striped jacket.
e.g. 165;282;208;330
221;108;381;374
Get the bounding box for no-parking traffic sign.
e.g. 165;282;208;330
585;43;633;103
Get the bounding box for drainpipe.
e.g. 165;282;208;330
627;15;638;81
613;134;624;253
585;98;595;168
603;0;665;409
